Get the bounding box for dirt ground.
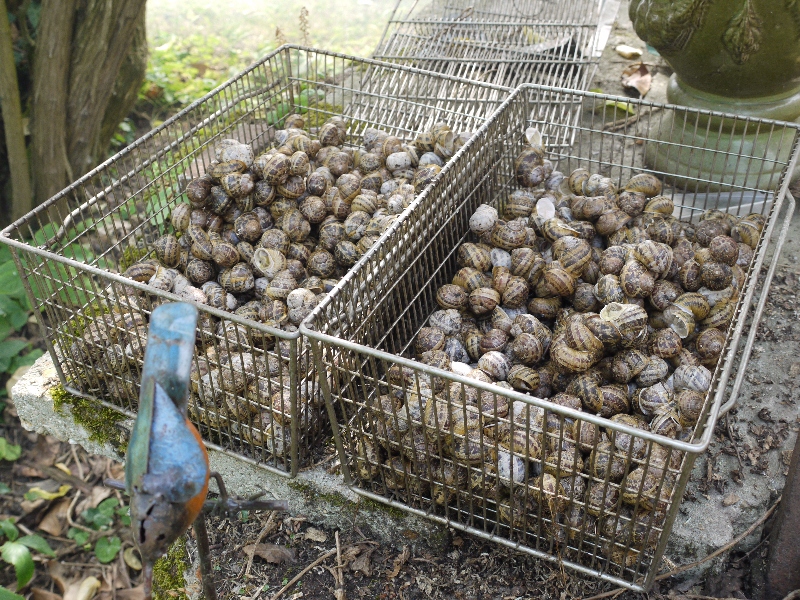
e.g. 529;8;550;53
4;3;800;600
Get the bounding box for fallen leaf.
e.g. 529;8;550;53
302;527;327;543
340;545;362;563
115;586;145;600
123;547;142;571
595;99;636;118
452;536;463;548
32;588;62;600
47;560;68;594
64;577;101;600
621;63;652;98
387;545;410;579
723;493;740;507
242;544;296;564
615;44;643;59
27;484;71;501
38;498;71;537
350;548;374;576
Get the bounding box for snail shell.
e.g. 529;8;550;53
624;173;662;197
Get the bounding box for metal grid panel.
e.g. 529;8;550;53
374;22;600;91
0;46;512;476
381;0;606;26
302;85;800;588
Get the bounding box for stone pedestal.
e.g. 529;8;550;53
630;0;800;189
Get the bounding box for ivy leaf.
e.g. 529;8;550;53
1;541;35;589
94;536;122;564
0;519;19;542
0;438;22;462
67;527;90;547
18;535;56;557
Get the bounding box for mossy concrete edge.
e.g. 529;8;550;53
11;353;450;552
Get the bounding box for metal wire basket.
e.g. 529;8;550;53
372;0;620;91
0;45;512;477
301;84;799;588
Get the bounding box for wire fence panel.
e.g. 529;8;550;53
302;85;800;588
0;46;513;477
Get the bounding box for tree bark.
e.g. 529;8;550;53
0;0;32;221
30;0;77;206
98;6;147;156
66;0;148;178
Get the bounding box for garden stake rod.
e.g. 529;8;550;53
104;302;287;599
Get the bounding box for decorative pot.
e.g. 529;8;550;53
630;0;800;191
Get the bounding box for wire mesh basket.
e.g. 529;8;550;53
301;84;799;588
372;0;619;91
373;21;602;91
379;0;608;26
0;45;512;477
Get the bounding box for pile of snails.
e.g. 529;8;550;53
65;113;473;457
356;128;763;568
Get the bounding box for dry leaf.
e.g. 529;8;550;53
615;44;643;59
32;587;63;600
340;545;362;563
38;497;72;536
242;543;296;564
115;586;145;600
387;545;410;579
123;547;142;571
64;576;101;600
621;63;652;98
75;486;114;517
723;493;740;507
350;548;374;576
48;560;69;594
302;527;327;543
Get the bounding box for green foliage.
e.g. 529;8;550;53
0;587;25;600
0;438;22;462
67;527;90;547
94;536;122;563
0;518;54;590
0;482;11;493
81;497;121;531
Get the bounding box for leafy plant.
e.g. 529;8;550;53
0;518;55;590
76;498;129;563
0;438;21;462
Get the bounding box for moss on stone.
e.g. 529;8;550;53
119;245;152;272
360;497;406;520
50;384;128;453
152;536;190;600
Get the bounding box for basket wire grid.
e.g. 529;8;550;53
373;21;602;91
380;0;607;26
301;84;799;588
0;45;514;477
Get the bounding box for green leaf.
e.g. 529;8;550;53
0;439;22;462
0;519;18;541
18;535;55;558
94;536;121;564
97;497;119;516
67;528;89;546
9;350;44;374
0;340;28;360
0;586;25;600
0;482;10;493
1;541;34;589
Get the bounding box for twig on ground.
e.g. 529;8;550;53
71;444;85;480
66;490;94;533
654;495;781;581
581;587;624;600
782;590;800;600
582;496;782;600
602;106;663;132
243;511;276;578
269;548;338;600
332;530;345;600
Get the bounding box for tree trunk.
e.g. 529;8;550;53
99;6;147;156
66;0;148;178
0;0;32;221
30;0;78;206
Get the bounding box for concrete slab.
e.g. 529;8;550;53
10;353;450;551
